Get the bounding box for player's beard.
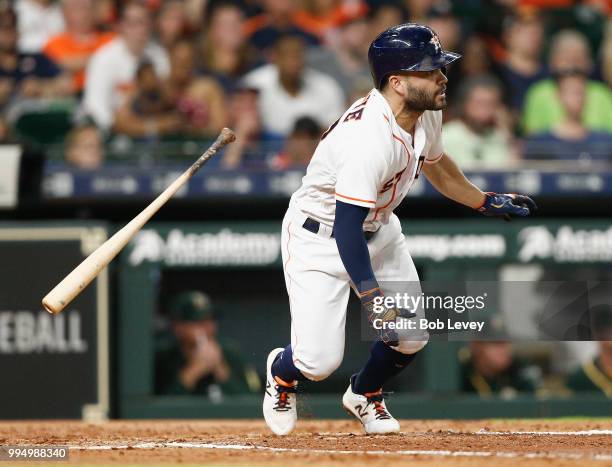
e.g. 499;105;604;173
404;83;446;111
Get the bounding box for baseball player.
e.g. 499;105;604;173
263;24;536;436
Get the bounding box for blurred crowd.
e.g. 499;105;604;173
1;0;612;170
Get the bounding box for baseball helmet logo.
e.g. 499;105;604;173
429;35;441;52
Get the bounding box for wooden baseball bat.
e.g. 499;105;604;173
42;127;236;315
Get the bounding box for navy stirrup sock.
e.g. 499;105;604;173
271;345;306;383
353;340;417;394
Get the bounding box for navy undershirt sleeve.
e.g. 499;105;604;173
334;200;377;293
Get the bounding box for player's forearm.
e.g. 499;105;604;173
334;201;377;293
422;153;485;209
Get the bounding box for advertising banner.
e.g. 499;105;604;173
0;225;109;419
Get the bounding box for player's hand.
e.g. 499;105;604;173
477;192;537;220
359;287;403;346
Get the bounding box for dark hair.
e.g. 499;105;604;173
292;117;321;138
552;68;588;83
65;123;100;147
273;32;306;50
136;61;156;79
204;0;245;27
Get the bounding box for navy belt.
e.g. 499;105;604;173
302;217;377;241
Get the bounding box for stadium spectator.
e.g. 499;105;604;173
522;29;612;134
602;25;612;87
442;75;515;169
452;0;512;39
94;0;116;28
442;34;492;106
43;0;116;93
459;294;541;400
366;2;406;42
497;14;546;114
155;290;260;397
184;0;207;32
0;5;69;107
566;305;612;397
293;0;369;43
15;0;64;53
402;0;434;24
221;85;283;169
83;1;170;131
198;3;260;92
242;34;344;136
456;35;493;79
524;72;612;162
243;0;319;52
424;6;460;53
270;116;321;170
307;16;372;102
64;123;104;170
460;341;540;397
164;40;228;137
113;61;182;139
155;0;189;52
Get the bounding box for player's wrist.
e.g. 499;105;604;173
474;192;491;211
358;286;382;303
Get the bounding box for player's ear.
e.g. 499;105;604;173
387;75;405;96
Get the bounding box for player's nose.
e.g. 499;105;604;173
436;68;448;84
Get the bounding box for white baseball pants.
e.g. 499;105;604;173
281;202;429;382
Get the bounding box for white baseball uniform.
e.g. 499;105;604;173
281;88;443;381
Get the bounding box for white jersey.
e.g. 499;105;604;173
83;38;170;130
292;88;445;231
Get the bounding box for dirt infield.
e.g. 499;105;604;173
0;419;610;466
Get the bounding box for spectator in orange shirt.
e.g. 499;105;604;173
293;0;368;44
43;0;115;93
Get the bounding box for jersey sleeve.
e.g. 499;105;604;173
425;111;445;164
334;121;388;208
83;50;115;129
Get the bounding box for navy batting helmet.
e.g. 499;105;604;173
368;23;461;89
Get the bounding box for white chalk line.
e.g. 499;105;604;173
313;429;612;436
67;430;612;462
477;429;612;436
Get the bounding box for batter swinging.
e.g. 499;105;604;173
263;23;536;435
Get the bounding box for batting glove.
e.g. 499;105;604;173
359;287;403;346
477;192;537;220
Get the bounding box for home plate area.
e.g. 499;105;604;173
1;420;610;466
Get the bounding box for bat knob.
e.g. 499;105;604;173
220;127;237;144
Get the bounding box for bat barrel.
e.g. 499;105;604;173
42;296;62;315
